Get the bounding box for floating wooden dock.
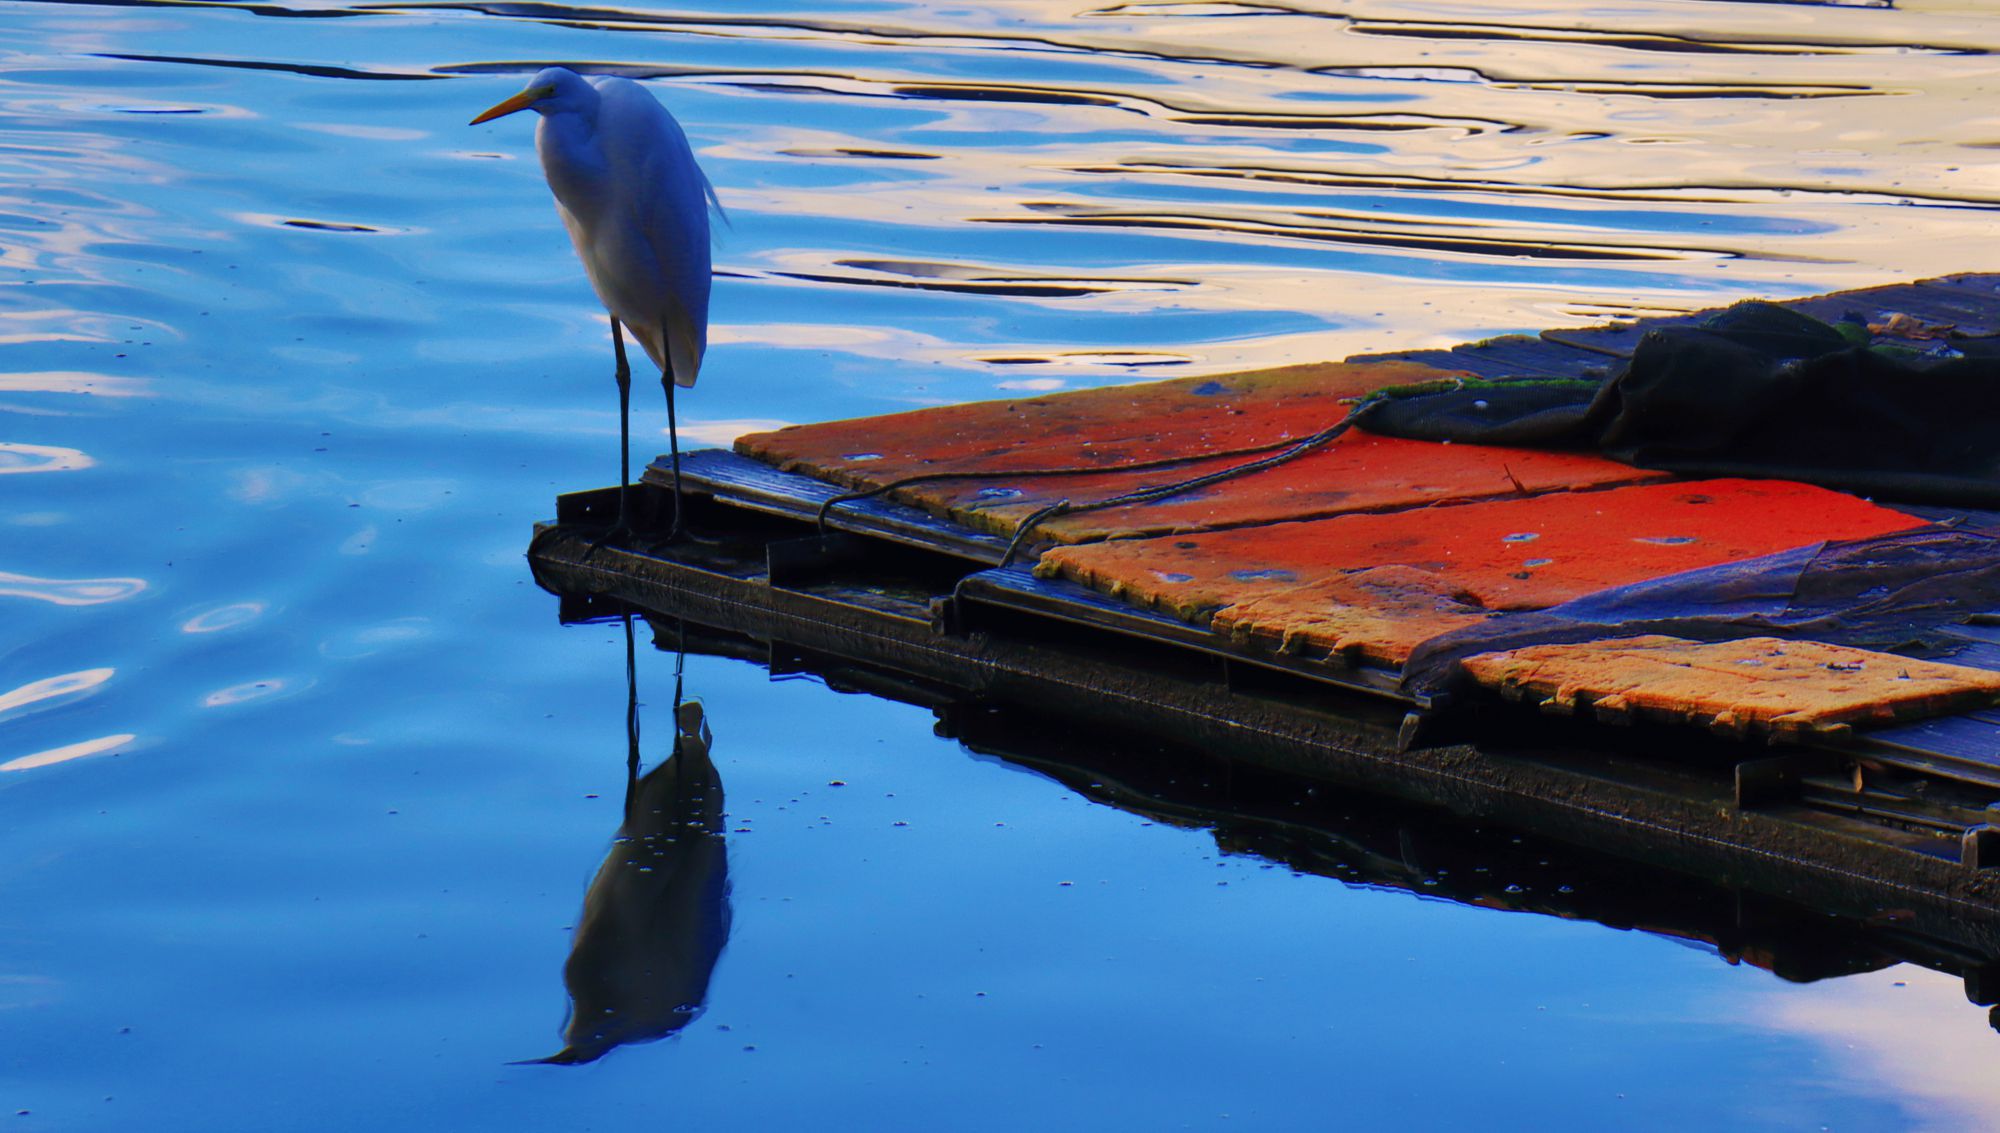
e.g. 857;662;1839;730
530;273;2000;968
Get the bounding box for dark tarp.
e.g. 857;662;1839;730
1356;301;2000;509
1400;524;2000;700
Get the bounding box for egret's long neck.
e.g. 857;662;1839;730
534;95;606;221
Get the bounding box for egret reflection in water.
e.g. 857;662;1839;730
535;614;731;1065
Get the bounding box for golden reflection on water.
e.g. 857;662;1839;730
608;0;2000;370
671;417;796;447
15;0;1999;384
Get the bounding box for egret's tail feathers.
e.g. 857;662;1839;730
701;170;731;233
663;296;702;389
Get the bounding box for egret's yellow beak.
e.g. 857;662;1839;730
469;86;550;126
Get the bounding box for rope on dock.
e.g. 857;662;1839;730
815;375;1562;568
985;408;1374;569
809;442;1307;532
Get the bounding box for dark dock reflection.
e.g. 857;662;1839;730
542;598;2000;1044
675;612;2000;1019
941;703;1911;987
536;614;731;1065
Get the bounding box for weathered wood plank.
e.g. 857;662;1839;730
1943;623;2000;646
1347;347;1534;379
1541;315;1705;359
1438;334;1616;378
651;448;1010;563
1461;635;2000;741
1783;277;2000;338
953;564;1409;699
1852;713;2000;791
1942;640;2000;672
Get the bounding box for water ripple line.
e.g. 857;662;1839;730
0;668;115;723
0;733;138;773
0;443;93;474
0;572;147;606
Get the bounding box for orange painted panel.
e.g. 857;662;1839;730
1038;479;1928;669
1039;478;1926;617
970;434;1665;542
737;360;1432;486
1209;566;1496;668
1461;635;2000;739
737;359;1661;540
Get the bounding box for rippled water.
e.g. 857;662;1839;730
7;0;2000;1127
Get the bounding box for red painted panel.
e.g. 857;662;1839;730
1039;479;1927;648
739;360;1659;539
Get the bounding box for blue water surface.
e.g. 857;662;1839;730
5;0;2000;1128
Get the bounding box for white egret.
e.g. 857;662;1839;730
471;66;722;539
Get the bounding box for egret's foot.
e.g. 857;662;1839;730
580;522;638;560
629;521;687;557
648;490;687;546
670;520;732;550
633;512;729;557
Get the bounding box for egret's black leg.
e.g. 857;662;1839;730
666;378;687;541
611;317;634;534
660;324;692;544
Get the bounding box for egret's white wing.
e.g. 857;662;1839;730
588;77;714;388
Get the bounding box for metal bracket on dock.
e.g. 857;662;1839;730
930;593;965;638
1734;753;1834;809
1395;703;1455;752
1962;824;2000;871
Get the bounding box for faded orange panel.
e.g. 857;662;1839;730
737;359;1435;487
1210;566;1496;668
1461;635;2000;739
737;358;1661;540
1038;479;1927;661
966;434;1664;542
